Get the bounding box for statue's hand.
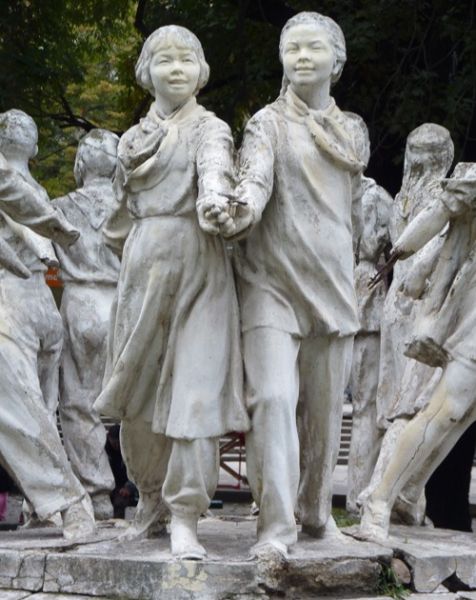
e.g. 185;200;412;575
368;247;403;290
50;210;80;247
197;196;231;235
221;202;255;241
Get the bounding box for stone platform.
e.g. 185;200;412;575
0;518;475;599
0;517;390;599
346;524;476;593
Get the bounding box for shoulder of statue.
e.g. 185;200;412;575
117;123;142;156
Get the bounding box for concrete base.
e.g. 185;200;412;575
346;524;476;593
0;517;390;599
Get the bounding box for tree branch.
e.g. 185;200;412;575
134;0;151;37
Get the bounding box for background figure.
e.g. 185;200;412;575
360;163;476;539
360;124;454;521
53;130;120;520
0;111;94;540
346;176;392;515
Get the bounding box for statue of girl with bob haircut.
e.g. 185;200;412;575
95;25;249;560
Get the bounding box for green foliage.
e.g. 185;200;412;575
1;0;475;195
332;507;359;528
378;564;410;600
0;0;141;195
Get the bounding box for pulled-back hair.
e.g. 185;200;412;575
279;11;346;93
135;25;210;96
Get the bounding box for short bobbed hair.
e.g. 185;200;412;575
279;12;347;93
135;25;210;97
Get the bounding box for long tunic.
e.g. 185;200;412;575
234;88;368;338
94;98;250;440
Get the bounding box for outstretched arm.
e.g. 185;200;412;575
0;153;79;247
369;201;450;289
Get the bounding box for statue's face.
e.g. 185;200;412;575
282;24;336;91
149;40;200;107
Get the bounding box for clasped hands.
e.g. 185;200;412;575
197;194;254;239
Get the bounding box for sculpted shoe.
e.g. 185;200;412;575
91;493;114;521
359;498;390;541
62;499;96;541
118;492;168;541
170;514;206;560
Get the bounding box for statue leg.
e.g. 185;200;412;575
347;332;382;515
58;285;115;518
244;327;300;556
119;419;172;540
297;334;353;537
360;358;476;539
163;437;219;559
37;282;63;417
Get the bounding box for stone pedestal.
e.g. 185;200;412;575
0;518;390;599
347;524;476;593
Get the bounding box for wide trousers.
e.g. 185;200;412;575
0;271;84;519
244;327;353;546
59;283;115;497
120;419;219;516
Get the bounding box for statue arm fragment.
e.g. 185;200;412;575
0;154;79;247
228;115;275;239
103;161;133;256
196;119;236;235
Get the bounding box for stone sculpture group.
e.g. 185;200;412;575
0;9;474;564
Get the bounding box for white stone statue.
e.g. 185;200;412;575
228;12;369;558
52;129;120;520
94;25;249;559
346;176;392;515
0;109;95;540
359;124;454;522
360;162;476;540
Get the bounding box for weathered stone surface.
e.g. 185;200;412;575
0;519;391;599
0;591;32;599
346;524;476;593
407;594;457;599
25;594;112;599
457;593;476;600
0;550;45;592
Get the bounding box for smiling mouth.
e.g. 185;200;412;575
168;79;187;85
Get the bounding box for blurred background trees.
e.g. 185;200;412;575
1;0;475;196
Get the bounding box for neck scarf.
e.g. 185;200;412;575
283;87;365;174
119;97;204;191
